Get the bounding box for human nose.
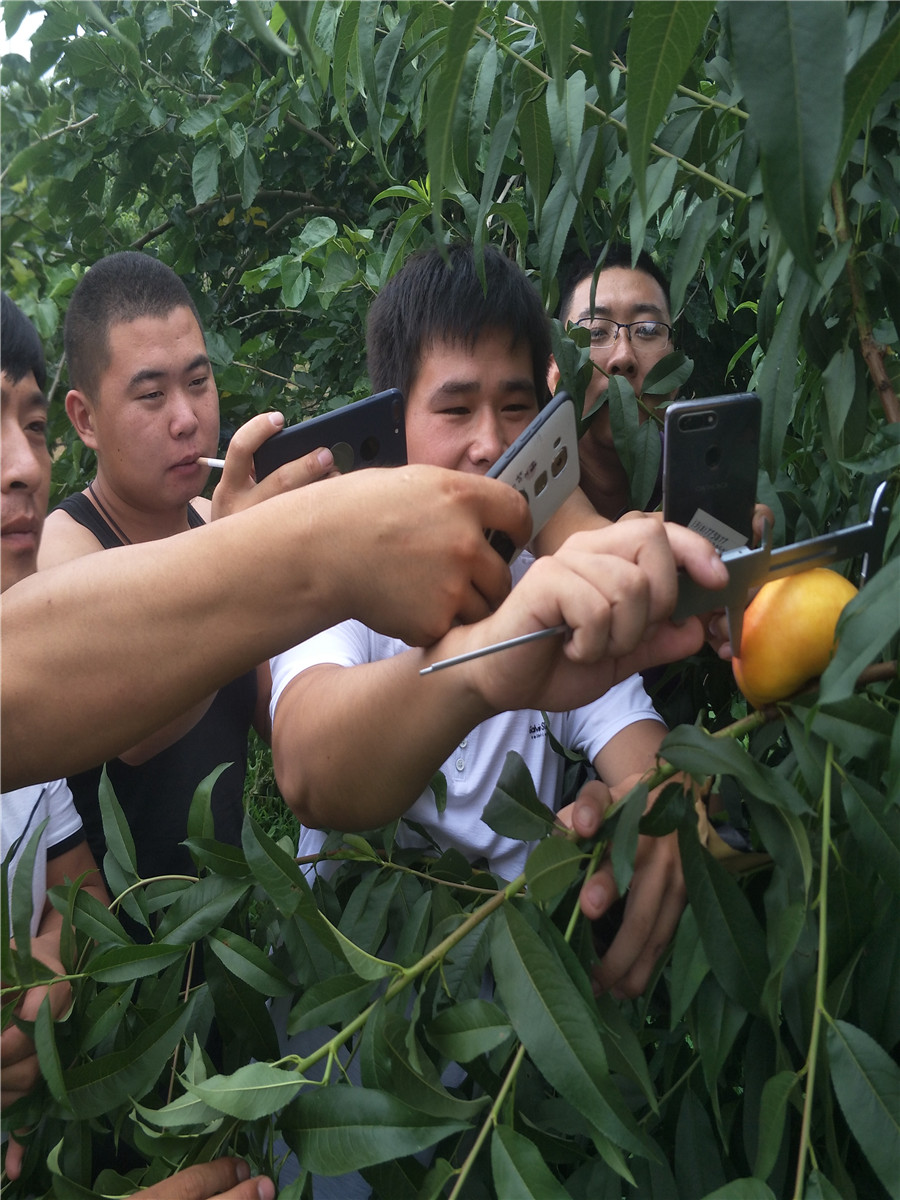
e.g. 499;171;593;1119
603;326;639;377
169;388;201;438
2;425;45;494
467;407;505;466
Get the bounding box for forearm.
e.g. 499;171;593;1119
532;487;610;557
272;656;490;831
2;491;356;788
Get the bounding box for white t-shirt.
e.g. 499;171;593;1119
270;553;664;881
2;779;84;936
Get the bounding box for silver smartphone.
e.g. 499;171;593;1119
485;391;580;562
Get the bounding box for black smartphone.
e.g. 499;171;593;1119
253;389;406;481
662;392;761;552
485;391;580;562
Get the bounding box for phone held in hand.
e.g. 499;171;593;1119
253;389;406;481
662;392;761;552
485;391;580;563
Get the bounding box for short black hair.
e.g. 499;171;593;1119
1;292;47;392
367;242;552;406
64;252;203;398
558;244;671;324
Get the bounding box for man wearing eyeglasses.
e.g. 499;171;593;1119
548;245;676;521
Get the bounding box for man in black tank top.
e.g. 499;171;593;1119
36;254;321;902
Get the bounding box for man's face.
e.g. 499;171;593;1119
70;305;220;511
555;266;675;448
404;330;539;473
1;369;51;591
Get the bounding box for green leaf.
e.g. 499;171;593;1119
546;70;585;202
669;905;709;1024
728;0;845;276
238;146;261;209
287;972;376;1036
518;94;555;225
491;904;659;1161
537;125;598;287
826;1017;900;1196
578;1;630;112
186;1061;304;1119
660;724;809;816
62;1002;193;1118
425;2;482;236
8;817;48;956
363;1009;488;1122
241;814;314;917
822;345;857;450
701;1182;777;1200
842;774;900;896
753;1070;797;1182
154;874;251;945
98;767;138;880
678;821;769;1015
491;1124;572;1199
86;942;187;983
284;1086;471;1175
482;751;558;842
669;197;723;318
317;910;397;981
186;762;231;843
626;0;716;208
191;142;220;206
609;781;648;895
134;1087;221;1130
35;990;68;1107
69;886;132;945
819;558;900;705
525;835;583;902
425;998;513;1062
207;927;293;996
837;12;900;172
535;1;577;106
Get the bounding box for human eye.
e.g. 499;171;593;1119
588;320;614;346
634;321;666;342
26;416;48;441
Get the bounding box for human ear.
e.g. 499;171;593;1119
547;357;561;393
65;390;99;450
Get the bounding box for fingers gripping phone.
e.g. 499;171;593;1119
662;392;761;552
253;389;406;481
485;391;580;563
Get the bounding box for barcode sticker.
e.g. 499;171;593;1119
687;509;749;553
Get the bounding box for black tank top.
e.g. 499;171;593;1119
54;492;257;885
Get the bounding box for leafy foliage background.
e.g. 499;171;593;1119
2;2;899;1197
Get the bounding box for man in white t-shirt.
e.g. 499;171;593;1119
270;243;722;1000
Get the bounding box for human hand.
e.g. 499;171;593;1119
565;777;687;998
210;412;338;520
2;936;72;1183
317;465;532;644
1;939;71;1113
133;1158;275;1199
704;501;776;658
438;517;725;715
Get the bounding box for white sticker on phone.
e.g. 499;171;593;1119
687;509;749;553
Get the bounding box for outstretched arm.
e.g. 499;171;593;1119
2;467;530;790
273;519;724;831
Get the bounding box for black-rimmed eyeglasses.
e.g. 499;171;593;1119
571;317;673;350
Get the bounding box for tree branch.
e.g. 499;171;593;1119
832;180;900;424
